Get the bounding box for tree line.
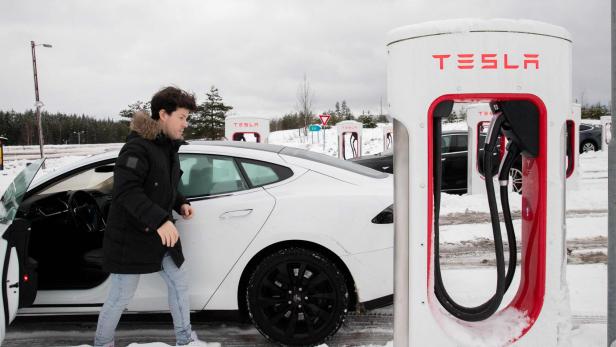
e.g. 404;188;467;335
0;86;235;146
269;100;390;132
581;102;610;119
2;82;608;146
0;110;128;145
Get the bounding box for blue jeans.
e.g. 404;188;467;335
94;252;193;346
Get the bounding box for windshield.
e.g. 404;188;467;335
0;159;45;224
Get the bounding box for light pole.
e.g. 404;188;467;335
73;131;85;145
31;41;52;167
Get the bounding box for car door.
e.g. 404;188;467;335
128;153;276;311
0;159;44;342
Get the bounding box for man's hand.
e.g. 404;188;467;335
179;204;194;220
157;220;179;247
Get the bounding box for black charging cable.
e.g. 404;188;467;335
350;132;358;158
433;111;518;321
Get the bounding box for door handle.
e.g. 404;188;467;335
220;209;253;219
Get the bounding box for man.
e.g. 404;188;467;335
94;86;203;346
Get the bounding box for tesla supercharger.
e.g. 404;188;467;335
389;19;574;346
224;116;270;143
466;103;493;195
383;123;394;152
601;115;612;150
337;120;362;159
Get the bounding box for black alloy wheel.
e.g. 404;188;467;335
246;247;349;346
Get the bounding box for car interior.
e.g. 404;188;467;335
19;163;115;291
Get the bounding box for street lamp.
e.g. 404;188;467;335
73;131;85;145
30;40;52;167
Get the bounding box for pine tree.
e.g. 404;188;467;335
190;86;233;140
119;101;151;123
358;112;377;128
340;100;354;120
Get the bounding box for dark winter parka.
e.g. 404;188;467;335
103;112;189;274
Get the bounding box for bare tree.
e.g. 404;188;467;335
296;74;315;139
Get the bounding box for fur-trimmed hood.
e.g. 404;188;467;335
129;111;161;140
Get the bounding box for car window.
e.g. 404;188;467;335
239;159;293;187
38;164;115;195
580;124;591;131
450;134;468;152
179;154;248;197
441;135;452;153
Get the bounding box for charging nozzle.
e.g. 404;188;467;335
485;109;506;154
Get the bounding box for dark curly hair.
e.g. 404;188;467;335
150;86;197;119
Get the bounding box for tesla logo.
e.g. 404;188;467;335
432;53;539;70
234;122;259;127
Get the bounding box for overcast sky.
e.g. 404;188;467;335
0;0;609;120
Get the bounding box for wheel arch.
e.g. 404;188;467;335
236;240;357;320
580;138;598;152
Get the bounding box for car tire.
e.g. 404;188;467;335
246;247;349;346
509;167;523;194
581;140;597;153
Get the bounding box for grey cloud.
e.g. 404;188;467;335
0;0;608;119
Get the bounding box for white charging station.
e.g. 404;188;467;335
601;115;612;150
383;123;394;152
389;19;574;346
224;116;270;143
337;120;362;159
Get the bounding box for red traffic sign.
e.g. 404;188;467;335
319;114;331;126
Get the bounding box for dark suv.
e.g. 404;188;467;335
579;123;602;153
349;130;523;194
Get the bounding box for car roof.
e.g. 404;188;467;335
29;141;387;190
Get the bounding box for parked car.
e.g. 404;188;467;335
349;130;523;194
0;141;394;346
579;123;603;153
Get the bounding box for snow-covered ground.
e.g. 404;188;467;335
0;124;609;346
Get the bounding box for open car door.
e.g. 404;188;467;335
0;159;44;342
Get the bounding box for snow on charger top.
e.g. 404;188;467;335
386;18;571;45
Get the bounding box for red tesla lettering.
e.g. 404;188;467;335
432;54;451;70
433;52;539;70
504;54;519;69
481;53;497;69
524;54;539;69
457;54;474;69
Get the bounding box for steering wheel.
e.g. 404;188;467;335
67;190;105;233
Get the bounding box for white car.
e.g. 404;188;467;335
0;141;393;346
